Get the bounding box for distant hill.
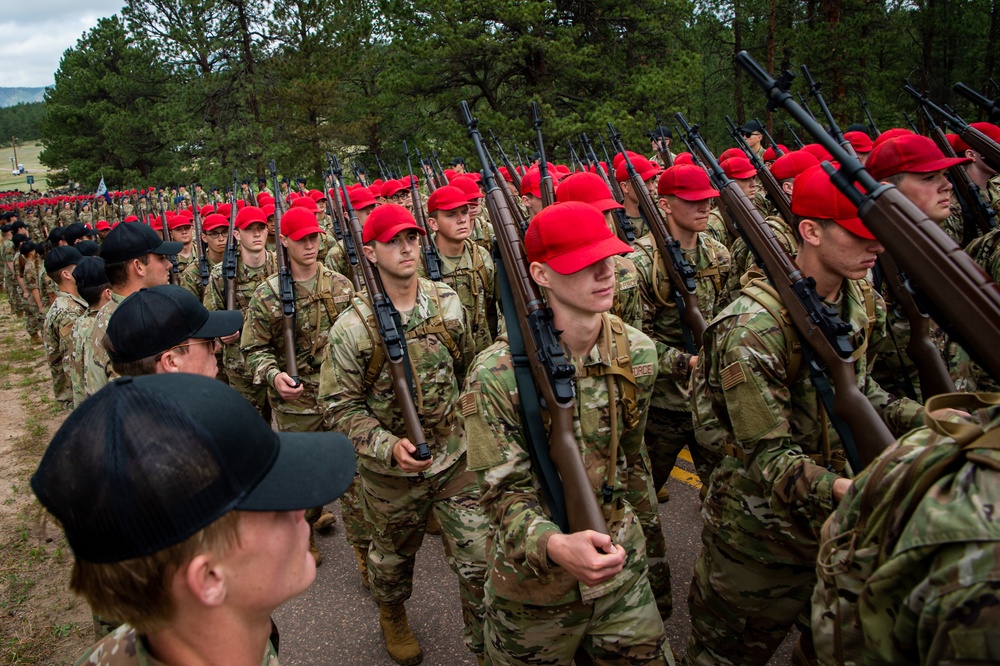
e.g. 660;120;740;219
0;88;48;108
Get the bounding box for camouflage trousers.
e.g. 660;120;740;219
632;441;672;618
359;458;487;656
484;565;674;665
223;345;272;424
23;299;42;337
683;530;814;666
645;406;711;489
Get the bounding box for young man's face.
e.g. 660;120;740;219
140;253;173;287
894;170;953;223
365;229;421;281
235;222;268;252
428;206;471;243
521;194;543;217
744;130;763;150
808;220;884;282
170;225;193;245
534;257;617;315
166;338;220;377
282;232;319;268
204;227;228;254
659;196;712;234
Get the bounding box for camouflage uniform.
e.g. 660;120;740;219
69;308;99;408
83;292;127;397
418;238;495;356
21;258;43;336
468;208;496;254
58;207;76;227
322;233;349;278
205;251;275;418
242;266;354;432
318;278;488;656
40;269;57;310
462;315;672;665
626;213;649;243
43;290;87;408
612;254;643;329
725;216;797;298
75;623;278;666
706;208;733;249
78;210;93;226
180;254;217;302
0;238;18;313
684;277;924;666
951;224;1000;393
813;393;1000;666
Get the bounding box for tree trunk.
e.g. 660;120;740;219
734;0;745;122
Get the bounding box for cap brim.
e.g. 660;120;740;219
193;310;244;338
286;224;323;241
672;188;721;201
239;431;356;511
592;198;625;212
374;222;426;243
546;234;634;275
909;156;973;173
833;216;876;240
152;240;184;255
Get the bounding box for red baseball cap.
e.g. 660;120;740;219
291;196;318;213
762;145;789;161
167;214;193;230
555;172;623;212
236;206;268;230
200;205;215;218
520;168;542;198
347;187;377;210
280;207;322;240
427;186;470;213
791;165;874;240
124;215;139;224
866;134;972;181
497;166;513;182
381;179;408;198
720;156;756;180
657;164;721;200
719;148;745;163
872;127;914;148
843;131;873;155
363;203;425;243
525;202;632;274
800;143;833;162
674;152;695;166
308;189;324;202
950;122;1000;156
450;176;483;201
201;213;229;232
96;220;111;231
614;153;662;183
256;192;272;205
770;151;820;181
216;203;233;219
261;203;276;219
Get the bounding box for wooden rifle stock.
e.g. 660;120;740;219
189;186;210;287
608;122;707;351
327;158;364;293
336;153;430;461
725;115;793;224
462;100;608;539
268;161;300;388
404;141;443;281
905;85;1000;172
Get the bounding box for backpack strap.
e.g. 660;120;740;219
740;276;804;385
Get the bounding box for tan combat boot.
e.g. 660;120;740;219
353;545;370;590
379;602;422;665
308;528;322;567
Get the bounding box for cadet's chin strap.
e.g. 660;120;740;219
494;242;569;533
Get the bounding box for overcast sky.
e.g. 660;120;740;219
0;1;125;88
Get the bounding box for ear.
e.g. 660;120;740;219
362;244;377;264
183;554;227;608
657;197;671;218
529;261;551;289
781;181;794;197
157;348;182;373
426;215;440;233
798;218;823;247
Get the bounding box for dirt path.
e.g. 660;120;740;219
0;306;91;664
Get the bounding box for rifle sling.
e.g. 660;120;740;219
494;243;569;533
804;346;861;475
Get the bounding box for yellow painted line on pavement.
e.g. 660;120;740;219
670;466;702;489
678;449;693;464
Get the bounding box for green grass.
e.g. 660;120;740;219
0;143;49;192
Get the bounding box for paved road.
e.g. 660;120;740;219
275;450;795;665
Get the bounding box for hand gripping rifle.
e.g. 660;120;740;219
156;192;179;285
404;141;443;281
336;152;431;462
919;105;996;240
904;84;1000;173
581;132;635;244
489;130;522;192
531;102;556;208
268;161;300;389
757;118;785;157
738;50;1000;431
953;82;1000;123
725;114;794;223
608;122;707;352
329;156;363;292
190;184;210;287
223;170;240;311
462;99;604;539
679;108;896;472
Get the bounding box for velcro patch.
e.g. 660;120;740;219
720;361;747;391
633;363;654;377
334;294;350;304
459;392;478;417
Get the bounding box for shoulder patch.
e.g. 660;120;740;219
633;363;654;377
720;361;747;391
334;294;350;304
459;392;478;417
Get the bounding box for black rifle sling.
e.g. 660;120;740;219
494;243;569;533
803;346;862;474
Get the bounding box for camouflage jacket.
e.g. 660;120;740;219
322;234;349;278
179;254;218;302
241;266;354;415
40;267;56;310
469;209;496;253
22;258;39;301
418;239;495;356
725;215;798;298
462;315;657;605
75;623;278;666
611;254;643;329
174;250;195;277
706;209;733;248
0;239;14;274
625;213;648;244
206;251;275;374
692;277;923;567
58;209;76;227
70;308;99;408
813;396;1000;665
632;232;732;410
83;291;127;397
43;291;87;404
319;278;472;477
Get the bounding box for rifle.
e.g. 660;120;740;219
419;156;438;194
596;132;626;200
567;140;582;172
268;160;300;389
904;84;1000;172
462;99;603;538
953;82;1000;123
903;111;920;134
223;171;239;310
404;141;443;281
784;120;805;149
321;161;343;242
801;65;852;154
725;115;794;223
328;156;364;293
156;193;178;285
514;145;526;176
375;156;389;181
858;93;881;137
190;186;209;287
652;111;675;167
757;118;785;157
432;151;449;187
336;152;432;462
797;91;817;121
919;105;996;240
608;121;707;352
478;133;530;235
674;125;703;166
580;132;635;244
531;102;556;208
737;50;1000;431
490;129;522;191
680;107;896;472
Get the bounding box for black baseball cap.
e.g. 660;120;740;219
1;224;10;233
43;246;83;274
31;373;356;563
651;126;673;139
48;227;65;243
75;240;100;257
73;256;109;288
740;120;764;134
451;157;466;166
63;222;88;244
107;285;243;363
99;222;182;264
